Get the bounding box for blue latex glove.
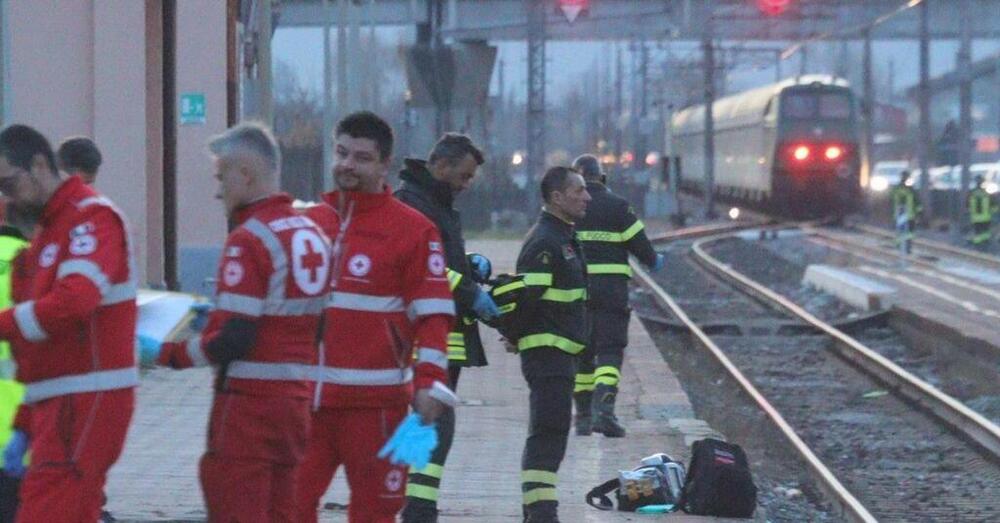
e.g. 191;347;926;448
472;288;500;321
377;413;439;470
3;430;27;478
467;253;492;284
651;253;666;273
137;335;162;367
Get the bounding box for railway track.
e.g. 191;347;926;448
633;224;1000;522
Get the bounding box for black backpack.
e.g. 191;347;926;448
679;438;757;518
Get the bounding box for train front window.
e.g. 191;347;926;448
781;92;852;120
819;94;851;119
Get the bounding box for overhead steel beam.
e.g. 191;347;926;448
280;0;1000;41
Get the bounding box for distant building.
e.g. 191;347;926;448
905;53;1000;163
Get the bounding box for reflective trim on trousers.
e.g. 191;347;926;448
24;367;139;404
517;333;585;355
539;287;587;303
186;335;210;367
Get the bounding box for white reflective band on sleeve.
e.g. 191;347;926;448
417;348;448;370
102;282;137;305
327;292;405;313
13;302;47;342
263;297;325;316
24;367;140;404
186;335;210;367
57;259;111;296
226;361;414;386
243;219;289;305
216;292;265;317
406;299;455;320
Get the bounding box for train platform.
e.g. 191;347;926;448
805;228;1000;360
104;239;731;522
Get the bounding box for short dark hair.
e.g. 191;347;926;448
572;154;602;180
428;133;484;166
540;166;579;203
335;111;394;161
57;136;102;175
0;124;57;175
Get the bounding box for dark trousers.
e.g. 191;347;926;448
520;348;575;516
576;308;629;392
404;366;462;512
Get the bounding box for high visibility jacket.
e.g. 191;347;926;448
0;230;27;378
161;194;331;399
575;181;657;312
515;211;589;355
395;159;486;367
968;187;996;225
890;184;921;221
306;188;453;409
0;176;138;405
0;230;26;464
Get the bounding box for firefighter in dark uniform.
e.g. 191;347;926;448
395;133;499;522
571;154;663;438
968;174;997;250
513;166;591;523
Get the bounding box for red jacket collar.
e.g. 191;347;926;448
320;186;392;214
231;193;294;227
42;175;94;226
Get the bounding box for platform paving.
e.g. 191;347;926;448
105;239;727;522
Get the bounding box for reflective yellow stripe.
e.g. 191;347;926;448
447;332;465;345
411;463;444;479
518;334;585;354
574;382;595;393
406;483;439;502
575;373;595;385
594;366;620;379
522;469;558;485
446;269;463;291
620;219;645;241
494;280;526;296
523;487;558;505
577;230;623;242
498;303;517;314
522;273;553;286
587;264;633;276
539;287;586;302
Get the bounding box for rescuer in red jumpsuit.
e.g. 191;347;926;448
0;124;137;522
156;123;332;522
297;111;454;523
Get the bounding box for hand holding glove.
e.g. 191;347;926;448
2;429;27;478
137;335;163;367
377;413;439;470
472;288;500;321
467;253;493;284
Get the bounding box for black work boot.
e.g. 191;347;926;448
591;384;626;438
401;500;439;523
573;392;592;436
523;502;560;523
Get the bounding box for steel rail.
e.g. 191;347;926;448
690;234;1000;463
631;227;877;523
850;223;1000;271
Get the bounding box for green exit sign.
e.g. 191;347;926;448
180;93;206;125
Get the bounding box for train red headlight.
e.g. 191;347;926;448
824;146;843;160
792;145;810;161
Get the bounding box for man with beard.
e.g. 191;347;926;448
297;111;454;523
0;124;137;521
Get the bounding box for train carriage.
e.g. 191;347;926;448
673;75;862;218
